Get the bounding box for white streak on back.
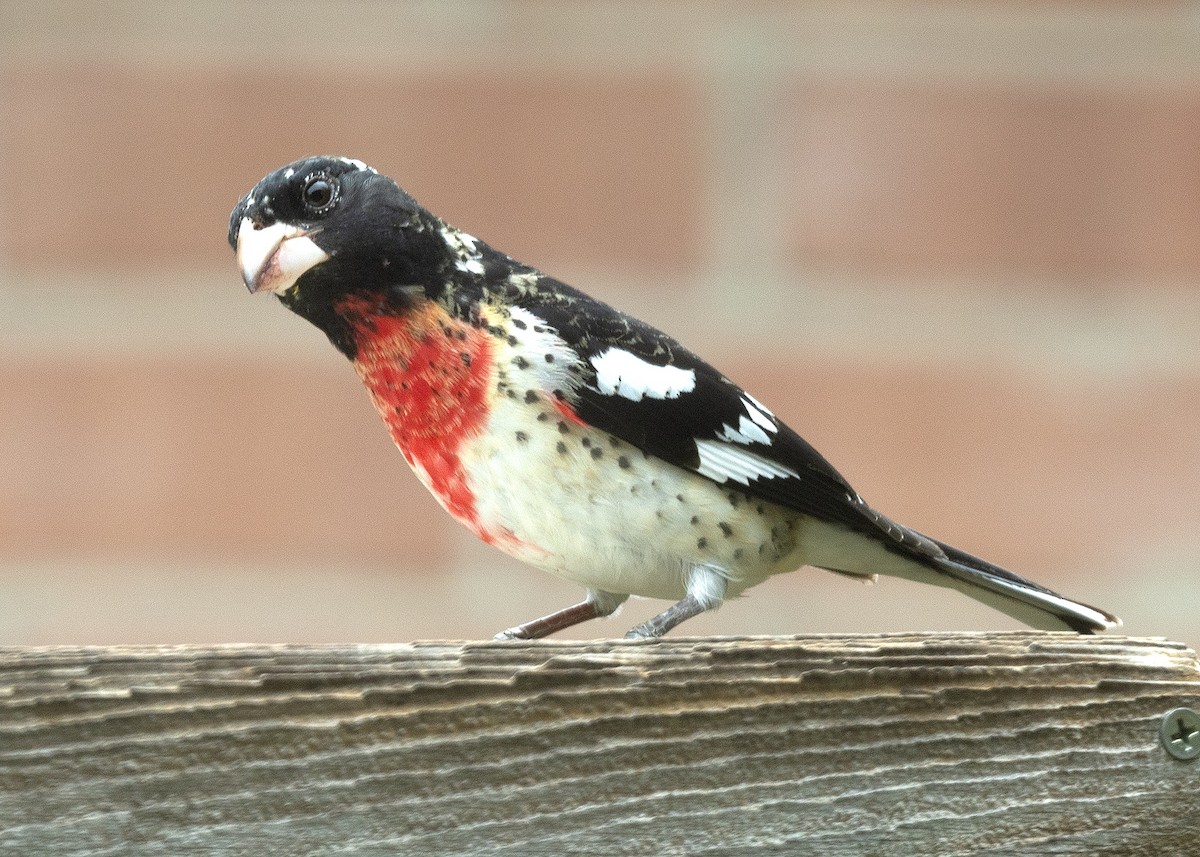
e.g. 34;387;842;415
441;227;485;275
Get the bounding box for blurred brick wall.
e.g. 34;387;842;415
2;2;1198;645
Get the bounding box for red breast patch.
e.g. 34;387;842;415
337;294;494;535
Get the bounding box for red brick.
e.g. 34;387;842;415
0;63;703;275
0;358;455;567
782;82;1200;280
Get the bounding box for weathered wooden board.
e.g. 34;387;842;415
0;633;1196;855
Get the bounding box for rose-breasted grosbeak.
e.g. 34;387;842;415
229;156;1119;639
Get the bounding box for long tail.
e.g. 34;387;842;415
919;537;1119;633
803;516;1121;634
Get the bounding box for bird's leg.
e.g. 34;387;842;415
494;602;599;640
495;589;628;640
623;594;708;639
625;564;727;639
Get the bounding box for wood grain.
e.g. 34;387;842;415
0;633;1197;855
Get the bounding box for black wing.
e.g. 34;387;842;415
515;277;888;539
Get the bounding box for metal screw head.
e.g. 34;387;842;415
1159;707;1200;761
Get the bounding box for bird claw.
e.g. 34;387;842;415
623;624;660;640
493;627;531;641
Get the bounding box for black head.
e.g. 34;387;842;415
229;157;454;330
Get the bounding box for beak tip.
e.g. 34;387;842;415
239;260;264;294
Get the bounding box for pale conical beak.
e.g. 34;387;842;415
236;218;330;294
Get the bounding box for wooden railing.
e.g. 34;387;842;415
1;632;1197;854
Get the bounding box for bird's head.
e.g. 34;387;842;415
229;156;452;313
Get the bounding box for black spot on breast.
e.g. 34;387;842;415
544;353;555;363
460;352;472;367
524;390;539;404
558;421;570;434
677;494;685;502
727;493;740;507
581;437;591;448
719;522;733;537
590;447;603;460
507;335;518;346
536;412;549;422
690;516;699;525
513;356;529;369
556;441;568;454
513;318;527;330
618;455;631;469
515;431;528;443
733;548;744;560
697;537;708;550
506;389;517;399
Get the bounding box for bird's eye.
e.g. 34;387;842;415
301;174;337;213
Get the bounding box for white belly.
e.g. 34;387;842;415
458;393;804;601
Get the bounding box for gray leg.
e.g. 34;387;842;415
625;564;728;639
624;594;708;639
495;589;628;640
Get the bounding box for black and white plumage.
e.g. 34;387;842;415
230;156;1120;639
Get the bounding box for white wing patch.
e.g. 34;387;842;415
718;415;773;446
591;348;697;401
694;439;799;486
742;395;778;434
714;396;779;447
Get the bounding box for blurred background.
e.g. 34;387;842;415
2;2;1198;647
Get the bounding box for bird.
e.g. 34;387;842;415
229;155;1120;639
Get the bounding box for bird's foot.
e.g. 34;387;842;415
623;623;664;640
493;626;533;641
